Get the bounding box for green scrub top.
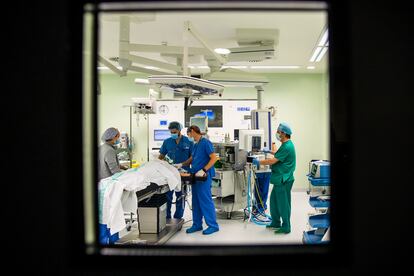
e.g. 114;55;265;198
270;140;296;185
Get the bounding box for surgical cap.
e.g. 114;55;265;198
168;121;182;131
277;122;292;135
101;127;119;141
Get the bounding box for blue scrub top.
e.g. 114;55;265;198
190;137;215;177
159;135;194;163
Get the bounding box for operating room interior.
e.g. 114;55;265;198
91;9;330;246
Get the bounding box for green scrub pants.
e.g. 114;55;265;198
269;179;294;232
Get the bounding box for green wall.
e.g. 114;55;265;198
98;73;150;165
98;71;329;190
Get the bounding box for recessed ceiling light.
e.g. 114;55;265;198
310;47;323;62
316;47;328;62
134;78;149;84
144;66;159;70
318;29;329;47
307;66;316;70
214;48;231;55
197;66;210;69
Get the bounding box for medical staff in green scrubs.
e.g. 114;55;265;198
253;122;296;234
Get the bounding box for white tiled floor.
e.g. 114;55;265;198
165;189;315;245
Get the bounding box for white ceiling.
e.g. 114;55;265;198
98;11;328;74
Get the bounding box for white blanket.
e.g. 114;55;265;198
98;159;181;234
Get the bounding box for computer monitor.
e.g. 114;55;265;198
185;105;223;127
154;129;171;141
238;129;265;151
189;116;208;133
311;163;318;177
234;129;240;141
251;136;262;151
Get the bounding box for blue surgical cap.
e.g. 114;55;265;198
277;122;292;135
101;127;119;141
168;121;182;131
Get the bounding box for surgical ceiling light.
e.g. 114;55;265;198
204;70;269;88
148;75;223;100
307;66;316;70
148;75;224;93
214;48;231;55
148;75;224;110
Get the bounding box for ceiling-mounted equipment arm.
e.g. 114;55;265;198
118;16;184;75
128;64;166;75
120;42;208;56
126;54;182;73
184;21;227;66
119;15;130;70
184;96;189;111
98;55;126;76
183;96;195;111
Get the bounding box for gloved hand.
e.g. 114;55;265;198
173;163;183;169
252;158;261;168
195;169;206;177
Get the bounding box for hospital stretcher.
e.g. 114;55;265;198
115;172;206;245
123;182;170;231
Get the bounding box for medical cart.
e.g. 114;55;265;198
303;160;330;244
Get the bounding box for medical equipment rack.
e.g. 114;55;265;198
303;161;330;244
306;159;330;196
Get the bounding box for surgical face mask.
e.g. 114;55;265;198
275;132;282;141
114;139;121;145
171;133;179;139
188;136;194;142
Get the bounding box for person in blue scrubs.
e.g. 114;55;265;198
177;125;219;235
158;121;193;219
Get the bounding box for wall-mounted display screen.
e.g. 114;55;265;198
185;105;223;127
154;129;171;141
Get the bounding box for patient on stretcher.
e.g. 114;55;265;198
97;159;181;244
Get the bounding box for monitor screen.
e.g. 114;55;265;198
154;129;171;141
251;136;262;151
310;163;317;177
185;105;223;127
189;116;208;133
234;129;240;140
